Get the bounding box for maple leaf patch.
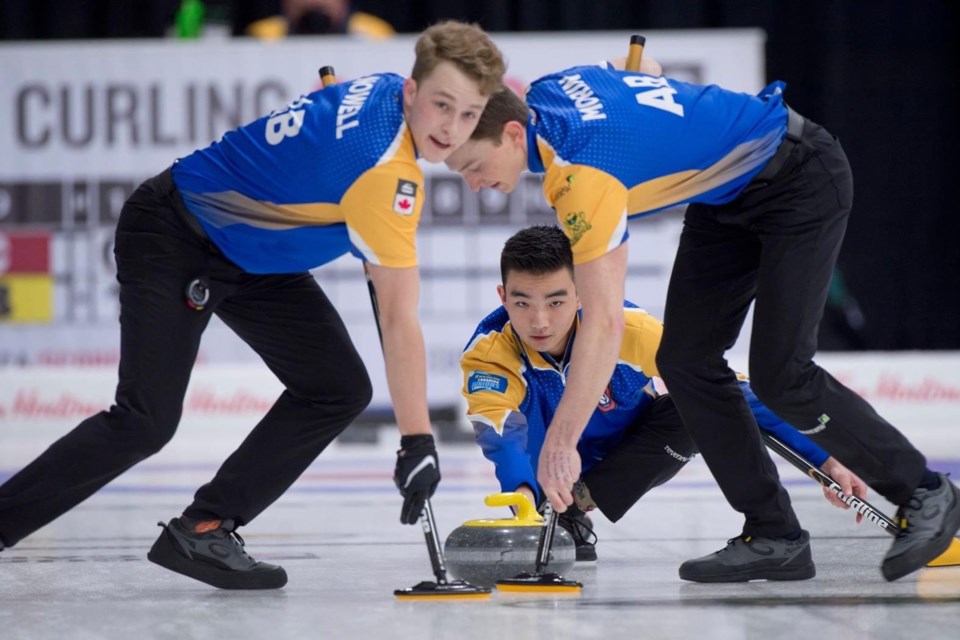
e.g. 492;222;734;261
393;179;418;215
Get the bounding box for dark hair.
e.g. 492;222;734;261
500;225;574;284
470;86;528;144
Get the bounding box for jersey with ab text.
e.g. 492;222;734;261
525;64;789;264
173;73;422;273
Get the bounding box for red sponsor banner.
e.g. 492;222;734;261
0;378;280;422
0;231;51;275
829;371;960;404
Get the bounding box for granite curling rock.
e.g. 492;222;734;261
443;492;576;587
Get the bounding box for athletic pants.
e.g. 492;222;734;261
584;395;698;522
0;169;372;546
657;117;927;539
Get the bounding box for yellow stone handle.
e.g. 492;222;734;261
483;492;542;523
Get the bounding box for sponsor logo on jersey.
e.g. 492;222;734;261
557;74;606;121
393;179;418;215
563;211;592;246
468;371;508;394
597;385;617;412
552;174;575;202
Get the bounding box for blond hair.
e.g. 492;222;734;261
411;21;505;96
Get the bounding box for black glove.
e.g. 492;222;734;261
394;434;441;525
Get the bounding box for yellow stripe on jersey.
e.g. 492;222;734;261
541;158;629;265
341;127;423;268
626;132;780;215
461;329;528;434
182;190;344;229
375;118;415;167
535;135;560;169
621;308;663;377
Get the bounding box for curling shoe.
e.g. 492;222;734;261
679;529;815;583
558;505;598;562
148;517;287;589
882;473;960;581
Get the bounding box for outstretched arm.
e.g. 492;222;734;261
473;413;539;502
740;380;829;467
819;457;869;523
538;243;628;511
366;263;431;436
367;263;439;524
742;380;869;520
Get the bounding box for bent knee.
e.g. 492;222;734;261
748;361;808;408
297;363;373;418
655;344;720;386
655;344;687;381
108;405;178;457
338;360;373;415
348;370;373;415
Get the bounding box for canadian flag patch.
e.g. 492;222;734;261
393;179;418;215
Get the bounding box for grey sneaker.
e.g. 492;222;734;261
558;506;598;562
882;473;960;582
679;530;815;583
147;518;287;589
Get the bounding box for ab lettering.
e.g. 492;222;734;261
622;75;684;117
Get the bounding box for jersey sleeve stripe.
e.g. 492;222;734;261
347;226;380;265
376;123;413;167
626;130;780;215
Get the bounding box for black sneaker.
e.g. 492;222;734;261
679;530;815;583
882;473;960;582
147;518;287;590
558;506;598;562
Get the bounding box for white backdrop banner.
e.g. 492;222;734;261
2;353;958;463
0;30;766;407
0;30;764;177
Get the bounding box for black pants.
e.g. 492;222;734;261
0;170;372;546
657;118;927;538
584;395;698;522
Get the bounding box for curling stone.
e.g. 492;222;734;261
443;492;576;587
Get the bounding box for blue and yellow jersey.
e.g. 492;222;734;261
524;64;789;264
461;303;829;501
461;303;662;496
172;73;422;274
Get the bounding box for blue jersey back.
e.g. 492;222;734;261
173;73;424;273
529;64;787;209
525;65;790;264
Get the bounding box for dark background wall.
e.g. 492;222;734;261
2;0;957;350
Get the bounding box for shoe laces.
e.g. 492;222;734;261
196;519;253;559
894;473;950;536
224;530;257;562
894;496;924;537
231;530;246;548
559;511;598;546
725;534;750;549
